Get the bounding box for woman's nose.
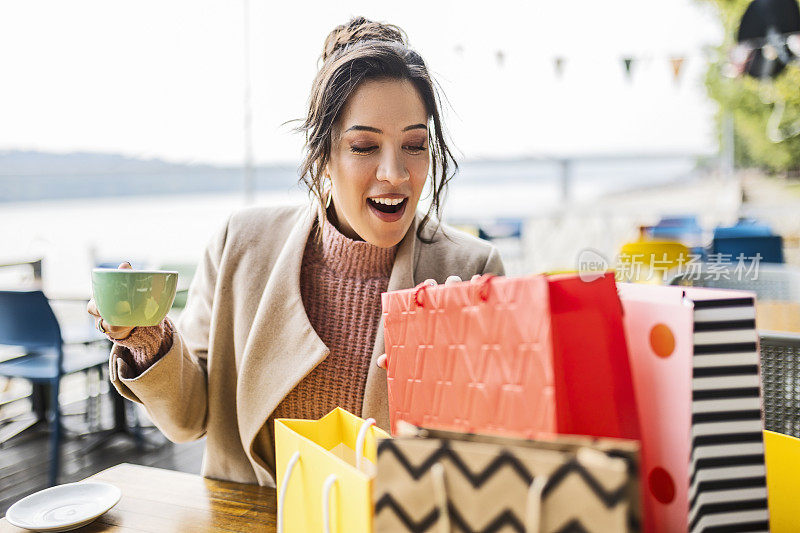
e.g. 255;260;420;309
376;151;410;186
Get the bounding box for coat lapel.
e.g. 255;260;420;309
236;204;329;479
237;206;422;481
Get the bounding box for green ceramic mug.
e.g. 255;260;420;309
91;269;179;327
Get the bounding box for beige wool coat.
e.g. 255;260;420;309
109;202;504;486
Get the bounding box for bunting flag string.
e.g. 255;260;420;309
446;4;800;86
448;46;698;86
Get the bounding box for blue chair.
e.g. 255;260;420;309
653;215;700;229
0;290;110;486
648;216;701;238
647;215;705;259
478;218;523;241
714;219;774;239
711;235;784;264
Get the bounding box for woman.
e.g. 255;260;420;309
87;17;503;487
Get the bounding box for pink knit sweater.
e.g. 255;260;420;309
272;215;395;419
112;214;395;421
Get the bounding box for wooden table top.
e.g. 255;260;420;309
1;463;277;532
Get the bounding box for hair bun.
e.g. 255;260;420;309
321;16;408;63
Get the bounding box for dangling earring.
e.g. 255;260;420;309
324;175;332;209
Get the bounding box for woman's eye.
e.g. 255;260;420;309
349;144;426;154
350;146;377;154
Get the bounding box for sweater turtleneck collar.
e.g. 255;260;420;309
306;212;397;278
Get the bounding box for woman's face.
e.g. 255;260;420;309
327;78;430;248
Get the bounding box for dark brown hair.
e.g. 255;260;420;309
296;16;457;243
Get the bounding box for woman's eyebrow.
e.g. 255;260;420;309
344;123;428;134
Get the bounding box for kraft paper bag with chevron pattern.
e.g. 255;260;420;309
274;407;390;533
373;425;641;533
617;284;769;533
382;272;640;442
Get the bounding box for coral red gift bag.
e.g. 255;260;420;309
382;272;640;442
548;273;641;440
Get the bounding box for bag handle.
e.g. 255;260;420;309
414;274;497;308
430;460;547;533
525;475;548;533
430;463;451;533
277;451;301;533
278;457;342;533
474;273;497;302
278;419;375;533
414;279;437;307
356;418;376;471
322;473;338;533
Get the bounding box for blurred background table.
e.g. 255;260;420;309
0;463;276;532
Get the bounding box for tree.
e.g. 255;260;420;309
702;0;800;173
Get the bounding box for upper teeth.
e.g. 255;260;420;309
371;197;404;206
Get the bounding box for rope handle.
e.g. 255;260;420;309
414;275;498;308
355;418;376;471
525;475;548;533
431;460;544;533
277;419;375;533
475;273;497;302
414;279;438;307
431;463;451;533
277;451;301;533
322;474;338;533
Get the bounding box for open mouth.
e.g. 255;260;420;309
367;196;408;222
368;197;406;213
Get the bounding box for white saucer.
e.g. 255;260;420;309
5;482;122;532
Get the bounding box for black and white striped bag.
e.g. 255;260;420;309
618;284;769;533
690;294;768;533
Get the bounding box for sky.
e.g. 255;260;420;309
0;0;724;166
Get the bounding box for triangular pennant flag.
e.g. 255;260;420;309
554;57;566;78
670;57;686;83
622;57;635;81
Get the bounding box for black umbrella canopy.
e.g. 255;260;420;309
737;0;800;78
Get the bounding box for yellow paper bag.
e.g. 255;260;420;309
275;407;390;533
764;430;800;532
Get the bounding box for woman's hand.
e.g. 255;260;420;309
376;274;480;370
86;262;136;341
